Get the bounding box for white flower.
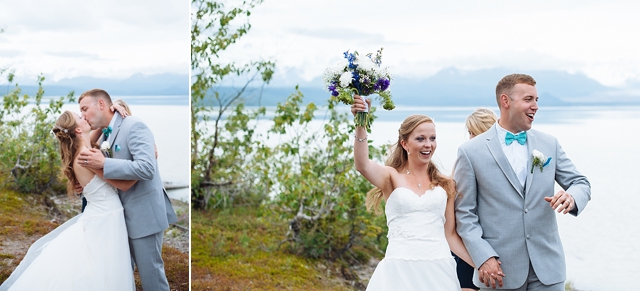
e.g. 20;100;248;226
533;149;544;160
339;71;353;88
358;58;374;72
101;141;113;156
101;141;111;151
531;149;551;173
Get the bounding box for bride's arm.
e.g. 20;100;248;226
352;96;393;193
444;196;476;268
87;167;137;191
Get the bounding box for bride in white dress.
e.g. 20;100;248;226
351;97;475;290
0;110;135;291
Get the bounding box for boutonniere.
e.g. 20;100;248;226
531;149;552;173
101;141;112;157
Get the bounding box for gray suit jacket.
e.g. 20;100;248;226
103;114;178;239
454;124;590;288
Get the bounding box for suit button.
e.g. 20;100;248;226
525;209;528;213
526;235;531;239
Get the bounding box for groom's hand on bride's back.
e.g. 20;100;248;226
74;182;84;195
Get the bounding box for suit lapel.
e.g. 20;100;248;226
524;130;536;194
107;113;124;148
485;126;524;197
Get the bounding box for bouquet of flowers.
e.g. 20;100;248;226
323;48;394;129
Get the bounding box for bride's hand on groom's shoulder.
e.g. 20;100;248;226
78;148;106;169
110;103;129;118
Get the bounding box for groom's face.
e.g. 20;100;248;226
505;83;538;133
79;96;105;130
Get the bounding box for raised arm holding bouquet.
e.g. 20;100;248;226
323;48;394;130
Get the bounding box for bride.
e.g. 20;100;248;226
0;110;135;290
351;97;475;290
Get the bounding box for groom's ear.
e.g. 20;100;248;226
500;94;510;109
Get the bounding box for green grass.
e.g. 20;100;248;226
191;206;358;290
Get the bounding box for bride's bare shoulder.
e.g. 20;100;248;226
73;159;95;187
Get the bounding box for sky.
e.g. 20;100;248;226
0;0;189;84
219;0;640;88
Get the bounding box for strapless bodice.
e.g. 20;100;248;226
82;175;123;216
383;187;451;260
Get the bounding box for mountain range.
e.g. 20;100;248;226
7;68;640;107
233;67;640;107
5;73;188;105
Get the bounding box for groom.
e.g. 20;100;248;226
77;89;177;291
454;74;591;290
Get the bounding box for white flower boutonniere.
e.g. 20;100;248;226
531;149;552;173
101;141;112;157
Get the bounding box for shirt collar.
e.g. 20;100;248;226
496;120;526;145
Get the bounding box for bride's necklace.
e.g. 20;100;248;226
406;169;429;189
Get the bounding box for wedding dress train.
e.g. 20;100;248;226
0;175;134;291
366;186;460;291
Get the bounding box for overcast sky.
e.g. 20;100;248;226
219;0;640;87
0;0;188;84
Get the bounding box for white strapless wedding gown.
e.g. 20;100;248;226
0;176;134;291
366;186;460;291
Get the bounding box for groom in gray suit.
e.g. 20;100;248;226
77;89;178;291
454;74;591;290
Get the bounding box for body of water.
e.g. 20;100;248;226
253;105;638;290
60;102;190;202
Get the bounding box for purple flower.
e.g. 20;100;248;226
377;78;390;91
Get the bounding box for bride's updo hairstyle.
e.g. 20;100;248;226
366;114;456;214
52;111;81;196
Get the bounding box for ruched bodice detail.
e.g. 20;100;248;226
383;187;451;260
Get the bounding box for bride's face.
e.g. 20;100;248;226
73;112;91;134
402;122;437;164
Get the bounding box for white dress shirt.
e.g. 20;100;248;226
495;122;528;187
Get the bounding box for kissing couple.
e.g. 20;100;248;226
0;89;177;290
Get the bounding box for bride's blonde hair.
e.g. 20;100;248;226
365;115;456;214
52;111;82;197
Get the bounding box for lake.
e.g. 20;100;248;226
254;105;637;290
60;102;190;202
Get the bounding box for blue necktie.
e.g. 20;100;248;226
505;131;526;145
102;126;112;138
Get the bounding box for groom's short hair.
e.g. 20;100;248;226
495;74;536;106
79;89;113;106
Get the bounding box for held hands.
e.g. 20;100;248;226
77;148;106;169
478;257;505;289
350;95;371;117
544;190;574;214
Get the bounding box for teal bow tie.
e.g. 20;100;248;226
102;126;112;138
505;131;527;145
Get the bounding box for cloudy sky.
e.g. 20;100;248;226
219;0;640;87
0;0;188;84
